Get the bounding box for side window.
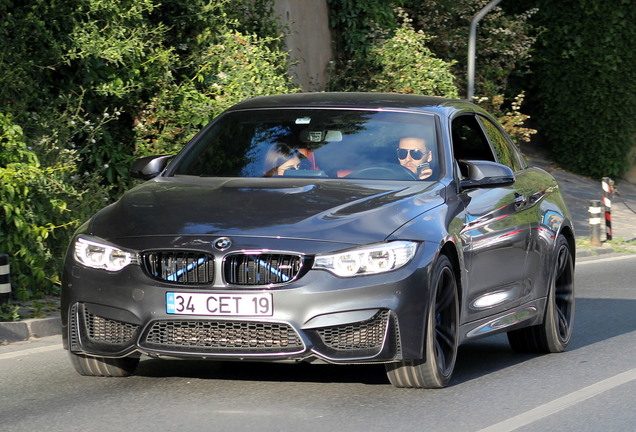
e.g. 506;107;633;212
478;115;524;172
451;115;496;162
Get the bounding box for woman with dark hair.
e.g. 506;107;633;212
263;143;307;176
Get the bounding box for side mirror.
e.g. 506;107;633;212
130;155;174;180
458;159;515;190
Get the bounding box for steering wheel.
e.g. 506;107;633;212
345;163;419;180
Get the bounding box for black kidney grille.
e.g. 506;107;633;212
224;253;303;285
142;251;214;284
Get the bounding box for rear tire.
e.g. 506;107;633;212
386;255;459;388
508;234;575;353
69;352;139;377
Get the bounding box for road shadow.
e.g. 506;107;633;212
133;297;635;386
135;357;389;385
441;297;636;386
568;297;636;349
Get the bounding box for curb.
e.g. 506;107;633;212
0;316;61;343
576;243;636;258
576;247;617;258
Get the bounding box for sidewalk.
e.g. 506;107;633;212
0;297;61;344
2;144;636;344
0;314;61;344
520;141;636;243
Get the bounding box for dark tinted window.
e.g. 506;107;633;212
171;109;439;181
478;115;524;171
451;115;495;162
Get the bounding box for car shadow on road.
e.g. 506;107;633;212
135;357;389;385
567;297;636;349
133;297;635;387
448;297;636;386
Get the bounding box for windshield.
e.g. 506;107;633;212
171;108;439;181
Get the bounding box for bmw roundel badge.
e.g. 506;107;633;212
213;237;232;251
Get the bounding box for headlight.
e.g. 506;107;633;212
73;236;138;272
313;241;417;277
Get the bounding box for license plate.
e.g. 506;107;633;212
166;292;273;316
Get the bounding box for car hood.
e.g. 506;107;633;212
89;176;444;245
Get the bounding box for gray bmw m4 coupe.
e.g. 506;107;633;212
61;93;575;388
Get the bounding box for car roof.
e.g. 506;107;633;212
226;92;474;115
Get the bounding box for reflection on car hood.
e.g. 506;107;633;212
90;176;444;245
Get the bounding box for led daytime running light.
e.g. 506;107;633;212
314;241;417;277
74;236;137;272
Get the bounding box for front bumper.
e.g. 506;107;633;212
62;240;437;364
67;301;400;363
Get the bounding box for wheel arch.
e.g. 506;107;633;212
558;224;576;266
439;240;463;314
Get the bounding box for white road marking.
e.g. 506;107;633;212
476;367;636;432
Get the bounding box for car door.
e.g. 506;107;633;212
452;113;534;323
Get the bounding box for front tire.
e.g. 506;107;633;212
508;234;575;353
69;352;139;377
386;255;459;388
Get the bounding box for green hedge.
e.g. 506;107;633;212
518;0;636;179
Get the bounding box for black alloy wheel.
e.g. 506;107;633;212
386;255;459;388
508;234;575;353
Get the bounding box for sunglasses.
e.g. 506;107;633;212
397;148;428;160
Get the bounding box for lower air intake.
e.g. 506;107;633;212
316;310;390;351
141;320;304;354
81;305;139;346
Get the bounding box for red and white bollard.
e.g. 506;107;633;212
602;177;614;241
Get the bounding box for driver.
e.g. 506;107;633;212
397;137;433;180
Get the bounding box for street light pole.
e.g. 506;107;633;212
467;0;503;101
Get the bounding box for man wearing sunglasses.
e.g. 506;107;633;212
397;137;433;179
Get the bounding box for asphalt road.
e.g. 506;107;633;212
1;254;635;432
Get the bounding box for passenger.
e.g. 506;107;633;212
263;143;306;177
397;137;433;180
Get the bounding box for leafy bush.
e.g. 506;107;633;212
0;114;87;300
0;302;20;322
401;0;538;98
327;0;398;59
326;0;401;91
135;31;298;156
327;1;536;142
327;4;458;97
476;93;536;144
397;1;540;144
0;0;298;300
365;24;458;98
